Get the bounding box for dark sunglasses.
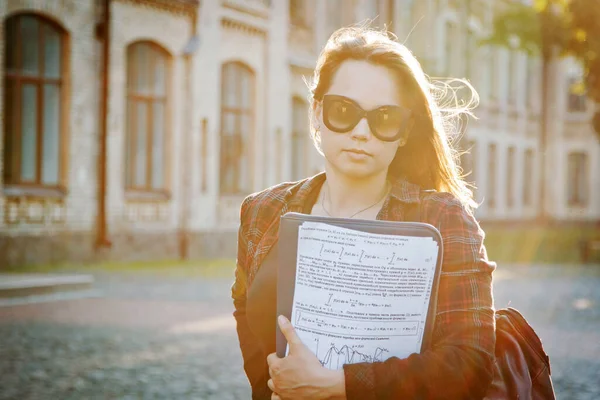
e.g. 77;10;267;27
322;94;413;142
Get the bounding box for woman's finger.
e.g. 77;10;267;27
266;352;280;367
278;315;303;350
271;394;281;400
267;378;276;392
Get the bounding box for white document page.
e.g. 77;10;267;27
288;221;439;370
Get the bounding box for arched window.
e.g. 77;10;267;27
125;41;170;192
291;97;308;181
220;62;254;195
3;14;66;188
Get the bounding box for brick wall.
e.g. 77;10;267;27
0;0;99;237
0;0;202;268
1;0;597;269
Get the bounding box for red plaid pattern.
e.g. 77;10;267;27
233;172;496;399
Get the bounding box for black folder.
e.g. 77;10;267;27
276;212;444;359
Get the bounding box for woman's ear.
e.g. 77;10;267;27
310;101;322;132
309;100;324;154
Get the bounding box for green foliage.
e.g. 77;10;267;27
479;2;543;55
566;0;600;101
485;0;600;139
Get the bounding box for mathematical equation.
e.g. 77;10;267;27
317;244;418;265
295;310;420;337
326;293;392;308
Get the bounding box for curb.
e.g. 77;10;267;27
0;274;94;298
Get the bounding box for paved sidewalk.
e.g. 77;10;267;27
0;264;599;399
0;273;93;299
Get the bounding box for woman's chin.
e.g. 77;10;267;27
331;162;381;180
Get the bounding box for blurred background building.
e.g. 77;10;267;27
0;0;598;268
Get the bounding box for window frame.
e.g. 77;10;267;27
219;61;255;195
2;13;69;196
487;143;497;209
124;41;172;198
567;77;587;114
567;151;588;207
488;48;497;101
506;146;515;208
525;56;536;110
290;0;308;27
523;148;534;207
507;50;518;104
291;96;309;181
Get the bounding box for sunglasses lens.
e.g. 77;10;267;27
325;99;359;131
323;95;412;141
372;108;406;139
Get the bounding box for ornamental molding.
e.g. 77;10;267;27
116;0;199;18
221;17;266;37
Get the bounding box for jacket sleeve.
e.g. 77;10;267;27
231;196;272;400
342;196;497;400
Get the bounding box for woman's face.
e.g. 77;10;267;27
315;60;406;181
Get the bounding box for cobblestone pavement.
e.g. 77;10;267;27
0;264;599;399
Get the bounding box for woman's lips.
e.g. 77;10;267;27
343;149;372;161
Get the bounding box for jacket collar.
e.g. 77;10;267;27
286;171;422;209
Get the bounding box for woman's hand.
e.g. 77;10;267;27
266;315;346;400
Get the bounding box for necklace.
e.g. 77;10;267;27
321;182;390;219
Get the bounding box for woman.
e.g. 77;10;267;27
232;26;496;400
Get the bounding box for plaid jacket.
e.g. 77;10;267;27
232;172;496;400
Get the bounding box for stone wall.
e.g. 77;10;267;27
0;0;100;236
1;0;598;270
0;0;205;269
0;230;238;268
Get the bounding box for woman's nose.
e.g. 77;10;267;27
350;117;372;141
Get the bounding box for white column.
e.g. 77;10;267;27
545;57;567;218
315;0;328;49
266;0;292;186
195;0;222;228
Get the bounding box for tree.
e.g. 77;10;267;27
484;0;600;139
566;0;600;135
483;0;600;221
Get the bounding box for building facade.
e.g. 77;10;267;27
1;0;598;268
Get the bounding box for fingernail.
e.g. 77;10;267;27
278;315;287;325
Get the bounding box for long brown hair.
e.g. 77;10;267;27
307;26;479;212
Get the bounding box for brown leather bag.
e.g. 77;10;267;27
408;193;556;399
484;308;556;399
